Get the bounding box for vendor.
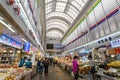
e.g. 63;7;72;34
19;57;27;67
25;58;32;68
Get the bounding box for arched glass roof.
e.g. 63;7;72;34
45;0;88;39
47;30;63;38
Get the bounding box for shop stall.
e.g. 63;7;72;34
91;39;120;80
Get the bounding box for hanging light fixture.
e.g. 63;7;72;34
4;49;6;52
10;50;13;53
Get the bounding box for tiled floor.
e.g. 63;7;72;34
32;65;74;80
32;65;87;80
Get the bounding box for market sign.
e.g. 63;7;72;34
111;39;120;48
0;34;22;49
54;44;62;49
23;42;30;52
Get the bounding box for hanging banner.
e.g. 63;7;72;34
23;42;30;52
0;34;22;48
111;39;120;48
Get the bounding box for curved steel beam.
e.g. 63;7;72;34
47;34;61;39
47;27;64;34
46;16;71;25
46;11;73;22
46;1;80;12
47;29;64;37
46;24;68;32
46;11;74;20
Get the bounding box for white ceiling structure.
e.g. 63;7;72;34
45;0;88;40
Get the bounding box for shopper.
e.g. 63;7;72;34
49;58;53;65
72;56;79;80
25;58;32;68
37;59;44;75
18;57;27;67
53;59;56;67
88;54;95;80
44;58;49;76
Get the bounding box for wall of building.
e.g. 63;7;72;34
62;0;120;52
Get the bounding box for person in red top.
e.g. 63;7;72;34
72;56;79;80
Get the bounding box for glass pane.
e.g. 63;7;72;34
108;17;117;32
95;27;99;39
47;25;67;32
102;21;110;35
46;12;73;22
99;24;105;37
69;5;78;13
57;0;68;2
83;0;88;3
114;13;120;28
56;2;66;12
47;30;63;38
71;1;82;11
91;29;96;40
47;19;69;28
46;2;53;8
45;0;53;3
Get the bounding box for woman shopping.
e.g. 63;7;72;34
72;56;79;80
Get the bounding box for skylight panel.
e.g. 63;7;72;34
45;0;53;4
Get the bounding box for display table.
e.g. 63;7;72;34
23;69;32;80
32;66;37;77
95;69;118;80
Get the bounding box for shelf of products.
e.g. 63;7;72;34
0;64;33;80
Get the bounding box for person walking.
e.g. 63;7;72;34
37;59;44;75
44;58;49;76
53;59;56;67
72;56;79;80
88;53;95;80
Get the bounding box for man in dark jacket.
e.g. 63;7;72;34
44;58;49;76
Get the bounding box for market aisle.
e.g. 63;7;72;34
32;65;74;80
45;65;74;80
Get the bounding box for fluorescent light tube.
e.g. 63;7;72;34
22;38;27;42
0;19;15;33
7;24;16;33
0;16;4;20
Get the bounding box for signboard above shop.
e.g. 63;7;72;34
54;44;62;49
0;34;22;49
111;39;120;48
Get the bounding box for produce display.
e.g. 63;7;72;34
0;73;8;80
0;64;33;80
5;75;16;80
103;70;120;78
79;65;91;74
107;60;120;68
